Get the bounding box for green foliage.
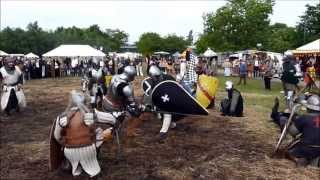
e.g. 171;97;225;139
136;32;163;55
265;23;298;52
197;0;274;52
296;3;320;46
0;22;128;55
187;30;193;45
162;34;189;54
136;32;188;55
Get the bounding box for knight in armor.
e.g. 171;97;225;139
0;57;26;115
142;65;184;142
271;95;320;167
281;52;299;108
52;90;119;178
103;65;141;122
220;81;244;117
86;58;107;109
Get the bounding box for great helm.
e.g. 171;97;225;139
306;95;320;111
122;65;137;82
4;57;15;69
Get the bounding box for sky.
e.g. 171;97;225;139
0;0;318;44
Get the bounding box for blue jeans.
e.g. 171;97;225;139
181;81;195;97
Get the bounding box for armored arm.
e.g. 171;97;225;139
123;85;141;117
53;116;67;144
94;109;118;125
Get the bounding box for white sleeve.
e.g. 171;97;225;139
180;63;186;77
94;109;117;125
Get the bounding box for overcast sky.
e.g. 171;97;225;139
1;0;318;43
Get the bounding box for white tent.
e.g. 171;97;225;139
203;48;217;57
293;39;320;54
154;51;170;55
10;54;25;57
116;52;142;59
0;50;9;56
172;51;180;57
25;52;39;58
43;45;106;57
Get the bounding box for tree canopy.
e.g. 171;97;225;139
0;22;128;55
196;0;320;53
197;0;273;52
136;32;188;55
296;3;320;46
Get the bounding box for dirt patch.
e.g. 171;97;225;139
1;77;319;180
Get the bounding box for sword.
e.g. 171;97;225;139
274;103;301;152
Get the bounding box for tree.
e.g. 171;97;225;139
198;0;273;52
136;32;163;55
0;22;128;54
296;3;320;45
162;34;189;54
265;23;298;52
187;30;193;45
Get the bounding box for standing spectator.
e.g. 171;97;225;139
173;57;180;74
232;59;240;76
253;56;260;78
247;60;254;78
159;58;167;74
166;57;174;74
54;59;60;78
237;59;247;85
223;59;232;77
35;59;41;79
135;57;143;76
263;60;273;90
182;51;198;96
71;57;79;76
40;58;46;78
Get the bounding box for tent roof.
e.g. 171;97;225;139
43;45;106;57
154;51;170;55
203;48;217;57
172;51;180;57
293;39;320;54
0;50;9;56
25;52;39;58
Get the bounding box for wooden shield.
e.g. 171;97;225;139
49;117;64;171
196;75;219;108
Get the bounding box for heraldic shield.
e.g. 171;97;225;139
151;80;208;115
196;75;219;108
49;117;64;171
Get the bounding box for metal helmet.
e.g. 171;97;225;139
4;57;15;70
306;95;320;111
148;65;161;79
225;81;233;90
122;65;137;82
70;90;86;105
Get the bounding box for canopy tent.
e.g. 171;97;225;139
292;39;320;55
116;52;142;59
43;45;106;57
154;51;170;55
203;48;217;57
172;51;180;57
25;52;39;58
0;50;9;56
10;54;25;57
